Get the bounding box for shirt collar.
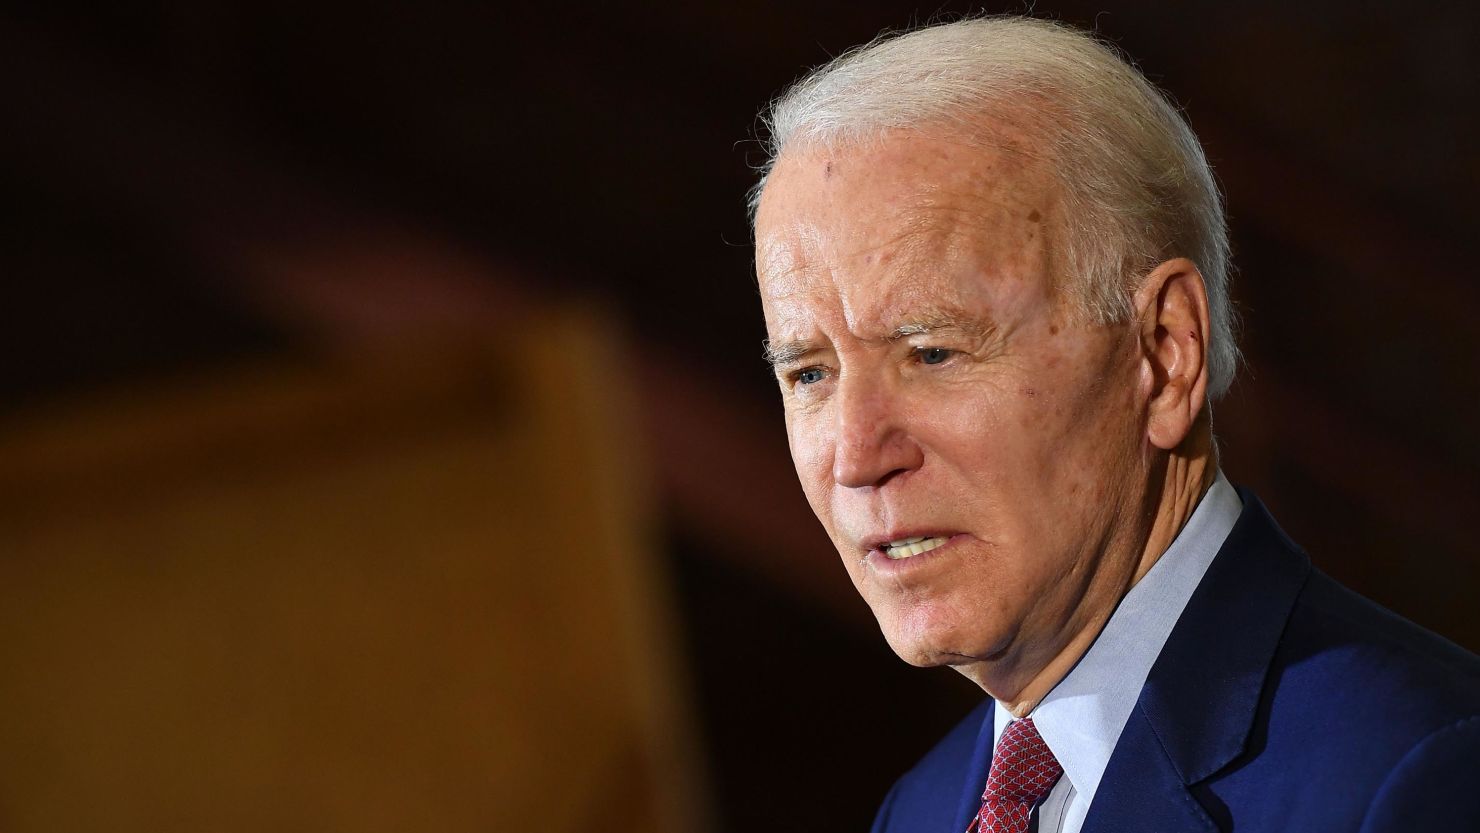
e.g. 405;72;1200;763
992;471;1242;806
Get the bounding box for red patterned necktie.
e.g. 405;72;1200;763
965;716;1064;833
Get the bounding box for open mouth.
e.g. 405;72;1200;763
883;535;950;560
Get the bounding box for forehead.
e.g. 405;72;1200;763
754;132;1055;331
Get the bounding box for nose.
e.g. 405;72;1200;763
831;371;923;489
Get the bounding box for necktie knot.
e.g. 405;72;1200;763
968;716;1063;833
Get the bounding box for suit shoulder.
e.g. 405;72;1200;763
1246;567;1480;788
1182;560;1480;831
1287;569;1480;719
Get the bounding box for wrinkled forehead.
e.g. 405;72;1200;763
764;130;1042;211
758;130;1053;251
754;133;1058;327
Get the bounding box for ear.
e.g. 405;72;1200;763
1134;258;1211;451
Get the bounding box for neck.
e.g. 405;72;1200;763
970;415;1217;717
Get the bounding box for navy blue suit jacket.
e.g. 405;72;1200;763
871;492;1480;832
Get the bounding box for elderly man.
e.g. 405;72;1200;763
750;16;1480;833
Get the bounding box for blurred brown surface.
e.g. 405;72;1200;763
0;317;707;832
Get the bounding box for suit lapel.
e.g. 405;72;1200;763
1084;492;1311;833
951;704;999;832
1081;707;1216;832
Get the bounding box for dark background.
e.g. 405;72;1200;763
4;3;1477;831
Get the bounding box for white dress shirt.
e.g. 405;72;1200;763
991;472;1243;833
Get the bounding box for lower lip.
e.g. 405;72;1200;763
865;534;968;576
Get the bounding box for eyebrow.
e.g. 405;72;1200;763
762;308;996;371
888;307;998;342
762;338;818;369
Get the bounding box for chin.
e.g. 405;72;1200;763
877;606;1004;669
882;635;946;668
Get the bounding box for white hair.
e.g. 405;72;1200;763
751;16;1239;400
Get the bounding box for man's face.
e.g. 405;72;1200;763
754;133;1153;684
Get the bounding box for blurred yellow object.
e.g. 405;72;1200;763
0;313;708;833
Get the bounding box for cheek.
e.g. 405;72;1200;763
785;410;836;514
912;385;1031;475
1019;335;1137;445
1027;364;1145;513
909;358;1135;532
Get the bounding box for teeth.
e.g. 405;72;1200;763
884;536;948;560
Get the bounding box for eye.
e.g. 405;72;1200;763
917;347;952;365
796;367;826;385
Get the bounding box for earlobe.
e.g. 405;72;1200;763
1138;258;1212;451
